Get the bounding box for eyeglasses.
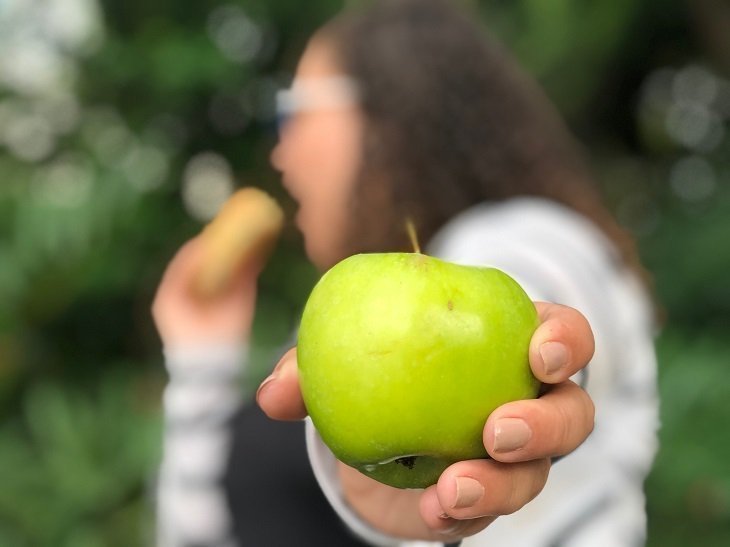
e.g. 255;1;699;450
275;76;360;132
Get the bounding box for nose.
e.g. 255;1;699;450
271;98;296;171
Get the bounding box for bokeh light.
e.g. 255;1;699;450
670;155;717;203
665;101;722;151
182;152;235;222
122;145;170;193
2;109;56;162
32;154;94;208
672;65;718;106
81;107;137;167
207;4;263;64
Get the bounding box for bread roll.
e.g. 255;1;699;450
194;188;284;298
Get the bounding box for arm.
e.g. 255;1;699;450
152;237;260;546
157;343;245;547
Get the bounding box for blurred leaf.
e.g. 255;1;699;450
0;372;161;545
646;328;730;544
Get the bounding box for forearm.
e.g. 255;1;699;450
157;343;246;547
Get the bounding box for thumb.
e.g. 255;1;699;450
256;348;308;421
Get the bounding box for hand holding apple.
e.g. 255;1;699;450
257;300;595;542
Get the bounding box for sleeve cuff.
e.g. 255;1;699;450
163;342;247;380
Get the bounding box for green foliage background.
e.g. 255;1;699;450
1;0;729;545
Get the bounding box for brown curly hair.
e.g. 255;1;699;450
318;0;645;279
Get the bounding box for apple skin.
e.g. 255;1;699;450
298;253;540;489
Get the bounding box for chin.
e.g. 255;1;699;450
304;239;327;272
305;240;341;273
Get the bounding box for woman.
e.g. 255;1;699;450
154;0;658;545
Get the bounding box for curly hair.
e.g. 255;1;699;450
319;0;644;278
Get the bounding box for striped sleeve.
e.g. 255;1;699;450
156;343;246;547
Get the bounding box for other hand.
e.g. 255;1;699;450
152;237;261;347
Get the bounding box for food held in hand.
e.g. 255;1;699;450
298;252;540;488
194;188;284;298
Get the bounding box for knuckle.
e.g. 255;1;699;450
539;316;570;342
554;306;593;339
533;384;588;455
553;399;575;452
530;459;551;497
556;384;595;451
494;463;521;515
569;308;596;354
581;390;596;436
501;461;548;515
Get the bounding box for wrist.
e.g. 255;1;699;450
164;341;248;379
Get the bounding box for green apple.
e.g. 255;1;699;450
297;252;540;489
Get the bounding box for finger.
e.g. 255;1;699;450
155;237;205;297
484;381;595;462
419;486;495;541
227;257;260;302
152;238;202;318
166;237;204;278
428;458;550;521
256;348;308;421
531;302;595;383
214;240;269;302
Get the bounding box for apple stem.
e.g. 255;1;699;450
406;218;421;254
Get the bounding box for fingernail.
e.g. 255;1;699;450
255;374;276;402
438;521;464;537
452;477;484;509
493;418;532;453
255;354;289;401
540;342;568;376
437;513;461;535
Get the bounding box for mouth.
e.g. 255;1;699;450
278;177;302;223
280;175;298;199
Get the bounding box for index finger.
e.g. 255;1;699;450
529;302;595;384
156;237;204;293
